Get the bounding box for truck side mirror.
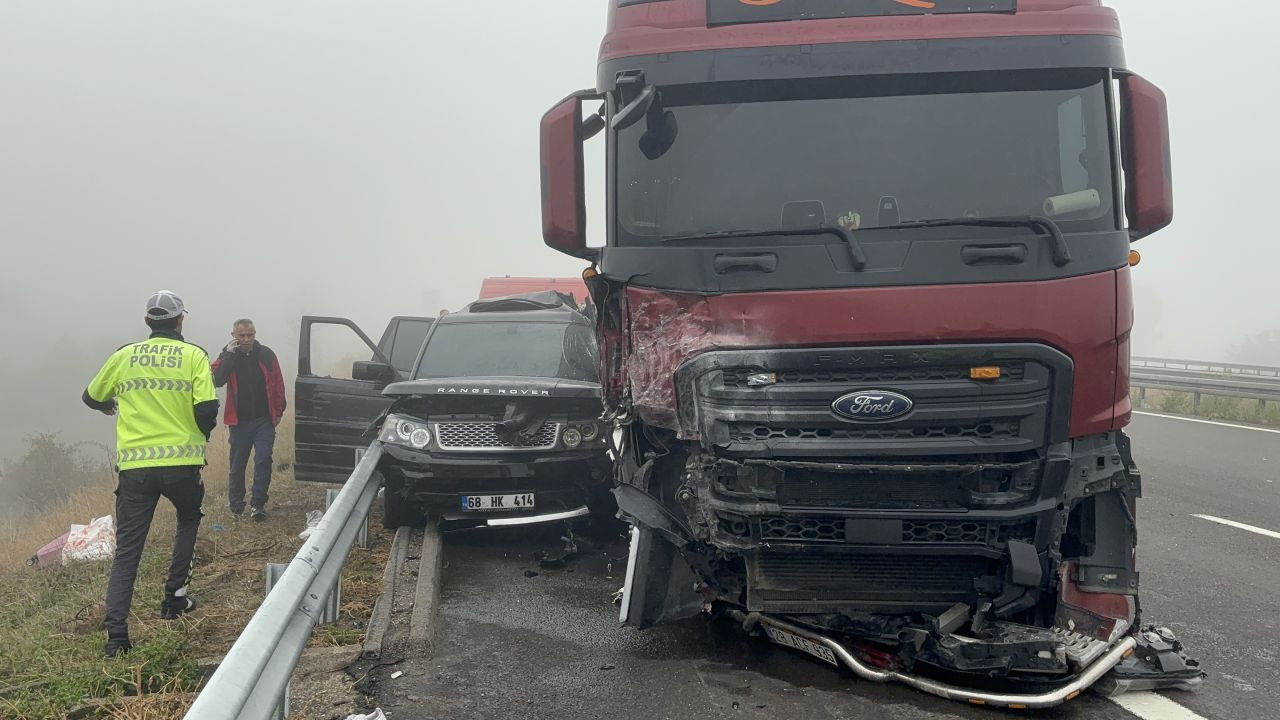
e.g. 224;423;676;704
1120;74;1173;240
352;360;395;384
540;91;600;260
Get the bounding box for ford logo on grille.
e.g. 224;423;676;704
831;390;914;422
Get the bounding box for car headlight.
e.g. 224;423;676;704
380;413;432;450
577;422;600;442
562;427;583;448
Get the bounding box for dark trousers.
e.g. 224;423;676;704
105;465;204;639
228;416;275;512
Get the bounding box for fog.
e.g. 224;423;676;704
1;1;1277;461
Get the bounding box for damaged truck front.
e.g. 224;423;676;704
538;0;1200;707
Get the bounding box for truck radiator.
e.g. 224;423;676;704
746;552;992;614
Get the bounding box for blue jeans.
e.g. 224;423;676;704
228;417;275;512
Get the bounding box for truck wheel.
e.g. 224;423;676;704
382;488;424;529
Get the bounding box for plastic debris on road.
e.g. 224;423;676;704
390;670;404;679
343;710;387;720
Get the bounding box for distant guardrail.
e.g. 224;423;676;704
1130;356;1280;415
1133;356;1280;379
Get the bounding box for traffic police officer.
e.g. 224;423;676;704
82;290;219;657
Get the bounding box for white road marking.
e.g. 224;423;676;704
1110;691;1209;720
1192;514;1280;541
1133;411;1280;436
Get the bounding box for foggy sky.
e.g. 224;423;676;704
2;1;1277;460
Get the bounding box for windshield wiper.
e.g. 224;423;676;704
661;226;868;271
864;215;1072;267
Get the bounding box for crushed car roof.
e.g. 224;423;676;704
462;290;582;315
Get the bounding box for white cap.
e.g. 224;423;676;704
145;290;186;320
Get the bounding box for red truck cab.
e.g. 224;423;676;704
539;0;1196;706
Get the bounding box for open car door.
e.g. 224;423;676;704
294;316;431;483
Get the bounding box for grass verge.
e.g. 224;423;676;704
1134;388;1280;427
0;415;390;719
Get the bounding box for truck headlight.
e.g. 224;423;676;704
562;427;583;448
380;414;432;450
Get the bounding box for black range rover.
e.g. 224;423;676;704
373;292;613;528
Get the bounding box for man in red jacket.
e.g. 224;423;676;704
211;319;287;520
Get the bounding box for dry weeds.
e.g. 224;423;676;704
0;414;391;719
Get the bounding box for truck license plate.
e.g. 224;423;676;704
764;625;839;667
460;493;535;511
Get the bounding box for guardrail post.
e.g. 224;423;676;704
1193;392;1201;413
1261;399;1268;423
1138;387;1147;408
270;562;341;626
264;563;292;720
328;487;368;549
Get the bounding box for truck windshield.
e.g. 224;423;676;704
616;70;1116;244
414;321;598;382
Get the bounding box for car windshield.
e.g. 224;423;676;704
414;321;597;382
616;70;1116;244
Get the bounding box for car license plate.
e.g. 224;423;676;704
764;625;839;667
460;493;535;511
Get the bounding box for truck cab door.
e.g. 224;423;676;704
294;316;402;483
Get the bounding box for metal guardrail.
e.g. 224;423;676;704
184;442;383;720
1133;356;1280;379
1130;356;1280;413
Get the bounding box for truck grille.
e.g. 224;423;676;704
777;475;969;509
754;516;1036;546
433;422;560;451
731;421;1019;442
723;364;1025;387
676;344;1070;458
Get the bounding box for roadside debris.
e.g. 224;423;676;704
390;671;404;680
298;509;324;539
343;710;387;720
28;515;116;567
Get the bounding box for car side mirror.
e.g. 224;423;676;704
541;90;601;260
353;361;395;384
1120;74;1173;240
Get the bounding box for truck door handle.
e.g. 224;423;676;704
714;253;777;274
962;244;1027;265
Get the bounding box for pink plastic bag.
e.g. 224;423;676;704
28;530;71;567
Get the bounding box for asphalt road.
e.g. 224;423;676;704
373;413;1279;720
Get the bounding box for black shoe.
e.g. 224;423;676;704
105;636;132;658
160;595;197;619
230;507;244;519
251;506;266;521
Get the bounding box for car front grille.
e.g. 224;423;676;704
433;422;560;451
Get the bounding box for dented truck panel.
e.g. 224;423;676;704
623;273;1125;439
